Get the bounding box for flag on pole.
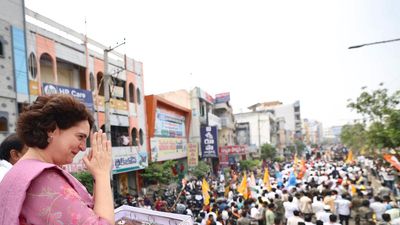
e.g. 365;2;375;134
263;167;271;191
345;149;353;164
202;178;210;205
237;173;249;199
287;171;297;187
297;159;307;179
383;154;400;171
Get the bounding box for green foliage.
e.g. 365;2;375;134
294;140;306;155
72;171;94;194
239;159;261;171
347;84;400;149
261;143;277;160
274;155;285;162
141;160;177;185
190;161;211;179
340;123;367;153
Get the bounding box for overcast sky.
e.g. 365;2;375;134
25;0;400;127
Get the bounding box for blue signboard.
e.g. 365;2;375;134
200;126;218;158
42;83;94;111
12;27;29;95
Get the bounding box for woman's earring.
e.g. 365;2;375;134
47;136;53;143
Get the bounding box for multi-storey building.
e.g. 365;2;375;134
0;4;148;195
248;100;302;140
303;118;323;145
234;110;276;156
0;0;28;141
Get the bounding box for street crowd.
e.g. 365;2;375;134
123;148;400;225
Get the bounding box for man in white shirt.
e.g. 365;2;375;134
335;194;351;225
0;133;27;182
287;210;304;225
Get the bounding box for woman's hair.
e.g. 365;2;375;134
17;94;95;149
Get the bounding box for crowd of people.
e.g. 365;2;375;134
122;150;400;225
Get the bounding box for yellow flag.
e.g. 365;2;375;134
202;178;210;205
346;149;353;164
263;167;271;191
237;173;248;199
351;184;357;196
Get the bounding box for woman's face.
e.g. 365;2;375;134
48;120;90;165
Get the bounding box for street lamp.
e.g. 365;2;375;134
348;38;400;49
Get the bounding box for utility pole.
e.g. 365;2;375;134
103;39;125;141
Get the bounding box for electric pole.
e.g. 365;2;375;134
103;39;125;141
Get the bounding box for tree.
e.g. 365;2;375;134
260;143;277;160
141;160;177;185
239;159;261;171
347;84;400;149
72;171;94;194
190;161;211;179
340;123;367;154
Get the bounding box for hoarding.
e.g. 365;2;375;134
236;122;251;145
150;137;187;162
187;143;199;167
42;83;94;111
200;126;218;158
63;146;148;174
155;108;186;138
214;92;230;104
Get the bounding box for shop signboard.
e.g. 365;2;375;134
42;83;94;111
155;108;186;138
187;143;199;167
150;137;187;162
214;92;230;104
64;146;148;174
200;126;218;158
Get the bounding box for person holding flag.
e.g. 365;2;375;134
263;167;272;191
202;178;210;206
237;172;249;199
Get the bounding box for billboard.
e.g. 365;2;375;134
236;122;250;145
42;83;94;111
150;137;187;162
214;92;230;104
63;146;148;174
200;126;218;158
187;143;199;167
155;108;186;138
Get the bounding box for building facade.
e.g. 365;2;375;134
145;94;192;184
0;6;149;195
0;0;28;141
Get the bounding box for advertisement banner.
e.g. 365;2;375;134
214;92;230;104
63;146;148;174
187;143;199;167
155;108;186;138
236;122;251;145
150;137;187;162
201;126;218;158
42;83;94;111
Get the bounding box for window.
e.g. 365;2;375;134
28;53;37;79
90;72;95;91
97;72;104;96
129;83;135;103
139;128;144;146
131;127;138;146
136;88;141;104
0;115;8;132
0;40;3;58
